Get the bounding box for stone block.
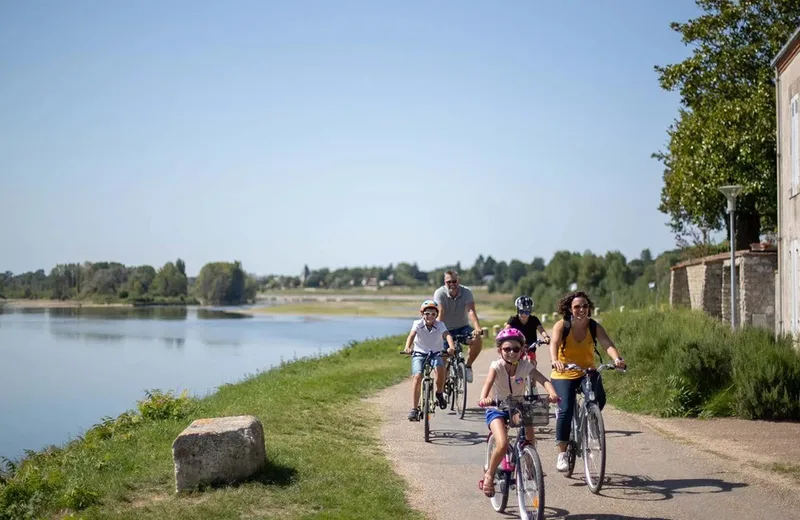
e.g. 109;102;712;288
172;415;266;492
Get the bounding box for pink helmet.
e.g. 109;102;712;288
496;327;526;346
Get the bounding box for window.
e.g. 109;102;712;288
792;94;799;196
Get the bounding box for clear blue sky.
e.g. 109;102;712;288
1;1;701;277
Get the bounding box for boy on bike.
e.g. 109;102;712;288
505;295;550;366
403;300;456;421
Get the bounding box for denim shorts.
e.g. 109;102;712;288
411;353;444;375
444;325;475;348
485;408;509;428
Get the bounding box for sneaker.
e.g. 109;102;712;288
408;408;420;421
464;366;474;383
556;452;569;472
436;392;447;409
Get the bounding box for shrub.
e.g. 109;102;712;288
600;308;800;420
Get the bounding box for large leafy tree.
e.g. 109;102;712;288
654;0;800;246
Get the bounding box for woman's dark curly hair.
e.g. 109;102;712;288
556;291;595;320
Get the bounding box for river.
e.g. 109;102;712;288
0;305;409;461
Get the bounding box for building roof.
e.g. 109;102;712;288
772;24;800;69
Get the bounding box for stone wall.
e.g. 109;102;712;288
670;250;777;331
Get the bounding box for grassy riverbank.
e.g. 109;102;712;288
0;336;422;520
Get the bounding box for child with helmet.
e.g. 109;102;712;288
403;300;457;421
477;327;559;497
505;295;550;366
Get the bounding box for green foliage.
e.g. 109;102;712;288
654;0;800;244
193;261;256;305
601;308;800;420
136;389;193;421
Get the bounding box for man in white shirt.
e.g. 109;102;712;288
403;300;456;421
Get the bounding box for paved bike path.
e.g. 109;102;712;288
369;346;800;520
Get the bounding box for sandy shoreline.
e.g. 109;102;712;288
0;299;132;308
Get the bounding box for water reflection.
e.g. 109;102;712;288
48;306;190;320
49;329;127;344
196;309;251;320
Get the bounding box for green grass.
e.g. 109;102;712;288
247;300;508;321
0;335;425;520
599;308;800;420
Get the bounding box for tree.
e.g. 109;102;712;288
654;0;800;245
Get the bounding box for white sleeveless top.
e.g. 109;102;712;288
488;358;535;402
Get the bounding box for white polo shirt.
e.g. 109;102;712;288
411;319;448;354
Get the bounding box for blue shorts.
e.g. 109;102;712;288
411;353;444;375
485;408;509;428
444;325;475;348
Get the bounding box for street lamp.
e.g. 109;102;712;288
718;185;743;330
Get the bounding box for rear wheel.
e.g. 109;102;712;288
456;362;467;419
517;445;545;520
447;362;457;411
583;404;606;494
485;434;510;512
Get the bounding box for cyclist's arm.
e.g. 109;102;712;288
595;322;623;361
529;368;559;400
549;320;565;365
537;324;550;342
466;301;481;333
403;330;416;353
442;329;455;350
478;367;497;405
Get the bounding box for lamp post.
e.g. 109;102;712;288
718;185;743;330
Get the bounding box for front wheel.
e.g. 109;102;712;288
583;404;606;494
517;445;545;520
485;434;509;513
456;362;467;419
422;379;431;443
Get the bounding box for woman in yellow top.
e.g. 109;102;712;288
548;291;626;473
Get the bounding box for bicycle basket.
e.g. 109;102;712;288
507;397;550;427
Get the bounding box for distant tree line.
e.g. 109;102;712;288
0;259;257;306
260;248;684;313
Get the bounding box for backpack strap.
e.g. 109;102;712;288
560;317;605;363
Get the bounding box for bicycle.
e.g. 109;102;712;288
561;362;625;494
478;395;550;520
443;333;473;419
523;339;549;398
401;350;442;442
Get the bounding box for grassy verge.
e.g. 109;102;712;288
0;336;424;520
599;308;800;420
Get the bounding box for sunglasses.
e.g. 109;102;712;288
502;347;521;353
519;310;531;315
572;304;590;310
445;280;458;285
423;311;437;317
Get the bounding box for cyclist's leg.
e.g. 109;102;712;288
409;356;424;419
591;372;607;410
464;325;482;366
552;378;580;470
433;355;447;408
484;412;509;494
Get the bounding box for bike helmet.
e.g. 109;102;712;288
419;300;439;314
515;295;533;312
495;327;526;346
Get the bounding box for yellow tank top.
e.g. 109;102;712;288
550;320;595;380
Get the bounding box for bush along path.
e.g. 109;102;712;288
370;315;800;520
0;335;424;520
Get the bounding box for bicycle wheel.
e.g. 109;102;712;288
565;417;577;478
485;434;509;513
422;379;431;443
517;445;545;520
446;362;457;411
456;362;467;419
582;404;606;494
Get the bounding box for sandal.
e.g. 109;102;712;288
478;472;495;497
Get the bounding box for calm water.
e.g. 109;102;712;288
0;305;409;461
